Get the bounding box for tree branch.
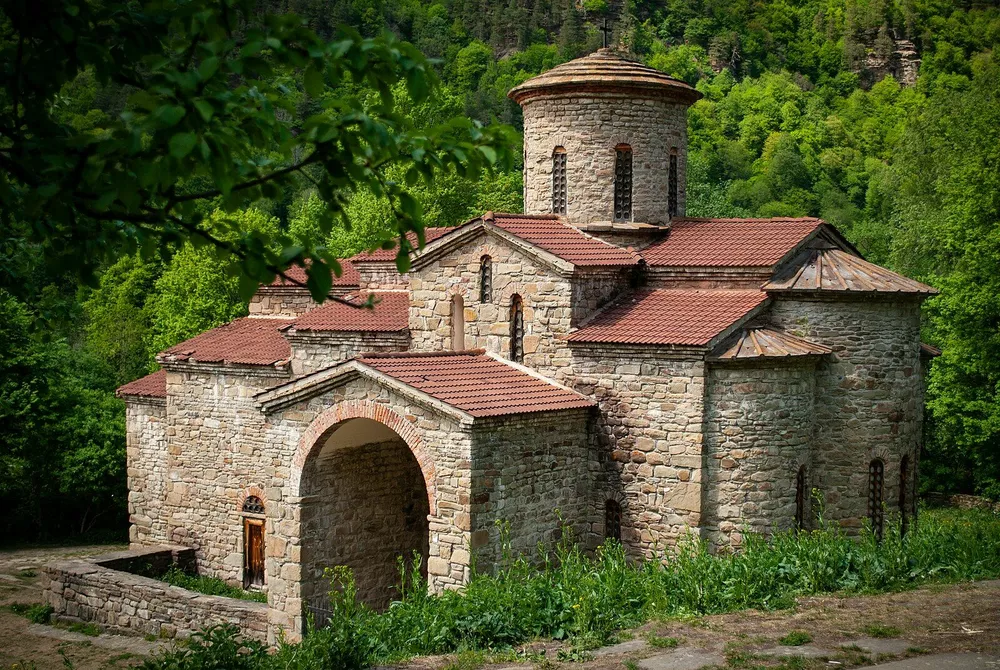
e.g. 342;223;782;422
167;151;323;206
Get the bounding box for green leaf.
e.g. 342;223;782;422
193;100;214;122
303;64;324;98
154;105;186;127
198;57;219;80
169;133;198;159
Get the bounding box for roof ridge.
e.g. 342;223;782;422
358;349;487;360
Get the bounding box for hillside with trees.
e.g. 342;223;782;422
2;0;999;542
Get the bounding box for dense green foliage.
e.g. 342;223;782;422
139;507;1000;669
2;0;1000;542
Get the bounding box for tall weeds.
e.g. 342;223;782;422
142;507;1000;670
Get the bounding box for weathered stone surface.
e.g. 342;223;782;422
844;637;913;655
758;644;831;658
638;648;724;670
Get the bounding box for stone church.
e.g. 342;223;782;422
117;49;936;639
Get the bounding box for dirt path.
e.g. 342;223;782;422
0;544;168;669
1;544;998;669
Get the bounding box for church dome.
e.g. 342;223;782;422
508;48;702;105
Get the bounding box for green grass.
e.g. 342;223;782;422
156;566;267;603
646;633;679;648
8;602;53;624
863;624;902;639
779;630;812;646
139;507;1000;670
64;621;102;636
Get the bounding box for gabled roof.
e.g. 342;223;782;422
256;350;595;419
765;247;938;294
358;351;595;417
487;213;640;266
268;260;360;287
710;326;832;361
565;289;768;346
640;218;825;268
349;228;457;263
158;317;292;367
412;213;639;272
116;369;167;399
288;292;409;333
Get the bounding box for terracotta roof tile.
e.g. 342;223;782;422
350;228;456;263
508;48;701;105
159;317;291;366
116;369;167;399
711;326;832;360
566;289;768;346
764;247;938;294
268;260;360;287
358;351;595;418
641;218;823;267
488;213;640;267
291;292;409;332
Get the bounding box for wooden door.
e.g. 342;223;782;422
244;518;265;588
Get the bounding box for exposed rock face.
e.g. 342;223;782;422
859;38;921;88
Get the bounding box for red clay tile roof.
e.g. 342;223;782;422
764;247;938;294
350;228;457;263
566;289;768;346
116;369;167;399
358;350;595;417
508;48;701;105
159;317;291;366
290;292;409;332
641;218;823;267
268;260;360;287
711;326;832;360
487;213;640;266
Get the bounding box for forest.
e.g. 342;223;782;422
1;0;999;542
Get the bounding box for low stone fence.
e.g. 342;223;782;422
41;545;268;642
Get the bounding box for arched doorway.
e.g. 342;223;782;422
298;417;430;614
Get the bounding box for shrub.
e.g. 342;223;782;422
8;603;53;624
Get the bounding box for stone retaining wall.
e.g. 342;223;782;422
41;545;268;642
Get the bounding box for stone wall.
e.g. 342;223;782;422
249;286;336;317
356;262;410;291
703;360;817;546
42;546;268;642
259;377;476;637
300;436;430;609
470;409;598;565
567;345;707;557
285;331;409;375
126;397;169;546
520;92;688;226
156;364;291;586
408;234;575;373
768;295;924;531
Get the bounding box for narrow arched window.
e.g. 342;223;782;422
605;499;622;542
479;255;492;303
509;294;524;363
899;454;910;536
552;147;567;214
241;496;265;588
451;295;465;351
613;145;633;222
668;148;679;217
868;459;885;541
795;465;807;531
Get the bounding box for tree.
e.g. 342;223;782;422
0;0;515;307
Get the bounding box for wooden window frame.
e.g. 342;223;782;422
242;516;265;589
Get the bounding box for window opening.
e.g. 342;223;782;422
795;465;807;531
605;499;622;541
668;149;679;217
479;255;492;303
613;145;633;222
552;147;567;215
899;454;910;536
509;294;524;363
868;459;885;541
241;496;265;588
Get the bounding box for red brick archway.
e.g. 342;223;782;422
289;399;437;514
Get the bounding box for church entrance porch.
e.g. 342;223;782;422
298;417;431;617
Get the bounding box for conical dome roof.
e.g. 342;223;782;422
508;48;702;105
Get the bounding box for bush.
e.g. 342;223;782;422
141;507;1000;669
9;603;54;624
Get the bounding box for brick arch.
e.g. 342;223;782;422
238;485;267;512
290;400;437;514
